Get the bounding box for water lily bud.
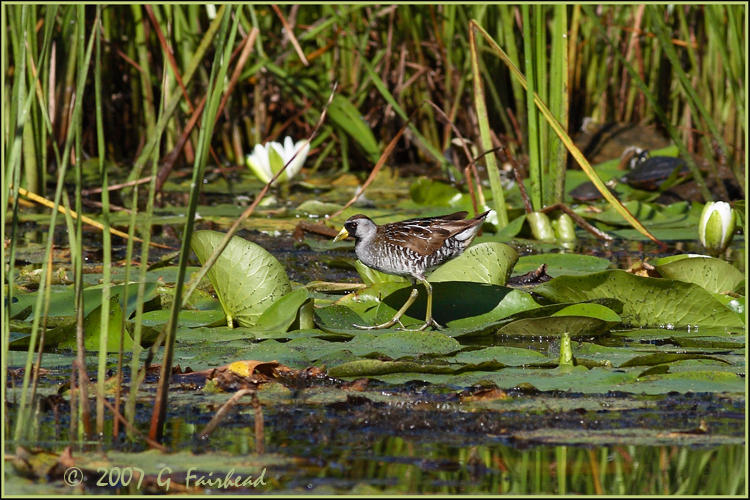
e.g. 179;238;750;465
552;213;577;243
527;212;555;242
698;201;736;254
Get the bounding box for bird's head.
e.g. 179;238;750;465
333;214;377;242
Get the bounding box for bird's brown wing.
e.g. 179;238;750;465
381;212;478;256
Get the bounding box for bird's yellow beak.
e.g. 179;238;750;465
333;227;349;242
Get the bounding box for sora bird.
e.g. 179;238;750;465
333;210;490;330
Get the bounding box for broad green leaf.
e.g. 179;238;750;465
496;303;620;337
619;353;731;368
295;200;344;217
60;297;133;351
9;282;157;320
409;178;471;209
327;359;456;378
139;308;226;329
448;346;549;366
316;282;540;337
429;242;518;285
652;254;745;294
314;304;369;333
513;253;613;277
190;230;292;327
493;214;526;241
344;331;461;359
253;288;311;333
533;270;743;328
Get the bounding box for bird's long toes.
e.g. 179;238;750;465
418;319;444;331
353;323;379;330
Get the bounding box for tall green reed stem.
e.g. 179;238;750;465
469;22;509;227
13;5;98;443
149;7;237;443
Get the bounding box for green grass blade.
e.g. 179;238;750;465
469;21;508;227
471;19;663;246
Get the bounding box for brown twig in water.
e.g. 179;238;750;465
198;388;255;440
101;396;168;452
253;392;265;454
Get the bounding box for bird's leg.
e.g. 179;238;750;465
353;287;419;330
416;278;443;331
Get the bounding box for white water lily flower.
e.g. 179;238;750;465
698;201;736;254
246;136;310;184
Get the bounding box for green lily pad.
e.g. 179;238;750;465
496;303;620;337
533;270;743;328
321;282;539;335
314;304;370;333
512;253;613;277
138;308;226;329
252;288;311;333
619;352;731;368
295;200;345;216
9;282;157;320
327;359;456;378
343;330;461;359
409;177;463;206
448;346;549;366
652;254;745;294
190;230;292;328
61;297;134;351
428;242;518;285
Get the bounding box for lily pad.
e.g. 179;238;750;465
428;242;518;286
190;230;292;328
496;303;620;337
533;270;744;328
9;282;158;320
409;177;463;206
138;308;226;329
319;282;540;335
61;297;134;351
652;254;745;294
512;253;613;277
343;330;461;359
448;346;549;366
327;359;456;378
252;288;311;333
